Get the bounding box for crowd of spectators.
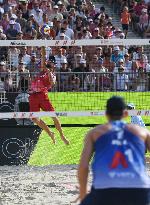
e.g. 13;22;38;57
105;0;150;38
0;0;149;93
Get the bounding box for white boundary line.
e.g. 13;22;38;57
0;110;150;118
0;39;149;46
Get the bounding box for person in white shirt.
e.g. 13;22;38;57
54;48;67;71
114;65;129;91
22;47;31;66
60;20;74;39
30;3;43;17
127;103;145;127
33;8;43;27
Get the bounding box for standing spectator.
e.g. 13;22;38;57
121;6;131;38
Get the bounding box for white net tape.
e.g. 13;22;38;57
0;39;149;47
0;110;150;119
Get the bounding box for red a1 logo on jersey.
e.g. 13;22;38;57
110;151;128;169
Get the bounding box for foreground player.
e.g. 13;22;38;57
127;103;145;127
29;47;69;145
77;96;150;205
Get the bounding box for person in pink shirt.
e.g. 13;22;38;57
137;8;149;36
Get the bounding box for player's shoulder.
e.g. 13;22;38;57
126;123;149;139
86;124;111;140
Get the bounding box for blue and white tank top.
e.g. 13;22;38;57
92;120;150;188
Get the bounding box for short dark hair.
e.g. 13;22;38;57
106;96;126;118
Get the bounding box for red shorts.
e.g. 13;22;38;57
29;92;55;112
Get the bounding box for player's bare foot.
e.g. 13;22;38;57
49;132;56;144
61;136;70;145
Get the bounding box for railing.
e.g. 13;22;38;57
0;72;150;95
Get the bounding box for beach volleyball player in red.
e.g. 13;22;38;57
29;47;69;145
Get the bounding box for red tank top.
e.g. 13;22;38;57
30;70;51;93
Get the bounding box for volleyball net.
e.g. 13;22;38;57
0;39;150;120
0;39;150;165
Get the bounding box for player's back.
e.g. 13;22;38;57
91;120;150;189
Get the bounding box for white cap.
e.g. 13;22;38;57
119;58;124;63
53;5;59;9
127;103;135;110
29;13;34;17
142;8;147;13
11;14;17;19
114;46;120;51
0;61;6;66
88;18;93;22
48;22;53;27
0;28;3;32
57;1;63;5
80;59;86;64
61;58;67;64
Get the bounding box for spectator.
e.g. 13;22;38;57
89;54;99;72
0;12;9;33
16;10;27;32
137;8;149;37
121;6;131;38
92;27;104;39
21;47;31;66
55;31;70;40
26;52;39;73
50;4;63;22
111;46;124;66
54;48;67;71
58;58;71;91
0;27;6;40
0;61;13;91
114;65;129;91
103;54;115;72
135;67;148;91
6;20;18;39
61;20;74;39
